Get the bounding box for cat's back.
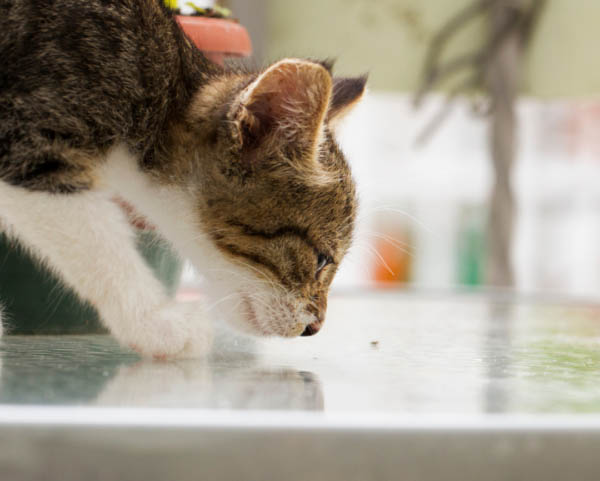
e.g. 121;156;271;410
1;0;174;96
0;0;196;163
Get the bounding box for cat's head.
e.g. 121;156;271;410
186;59;365;337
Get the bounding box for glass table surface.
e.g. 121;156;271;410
2;291;600;480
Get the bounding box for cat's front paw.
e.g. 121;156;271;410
122;301;213;360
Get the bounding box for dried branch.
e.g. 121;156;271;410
414;0;493;106
414;0;546;144
521;0;547;44
415;74;480;146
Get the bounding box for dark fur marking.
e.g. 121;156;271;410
226;219;319;254
9;154;69;183
217;241;289;287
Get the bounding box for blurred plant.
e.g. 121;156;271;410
414;0;546;143
415;0;546;288
162;0;232;18
184;2;232;18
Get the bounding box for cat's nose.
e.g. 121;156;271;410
301;321;322;336
303;297;326;336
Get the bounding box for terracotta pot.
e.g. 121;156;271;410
176;16;252;65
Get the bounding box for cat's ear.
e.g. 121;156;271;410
233;59;332;155
327;75;368;126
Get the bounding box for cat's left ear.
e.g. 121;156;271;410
327;75;368;126
234;59;332;155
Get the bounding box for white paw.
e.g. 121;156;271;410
178;303;214;359
119;301;213;360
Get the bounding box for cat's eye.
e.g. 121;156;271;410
316;253;331;279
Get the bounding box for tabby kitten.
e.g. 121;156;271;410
0;0;365;358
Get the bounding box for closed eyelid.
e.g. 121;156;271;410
227;219;318;247
226;219;329;261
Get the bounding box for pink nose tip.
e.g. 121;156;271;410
301;321;322;337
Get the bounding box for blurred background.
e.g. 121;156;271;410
183;0;600;301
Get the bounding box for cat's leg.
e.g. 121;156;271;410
0;181;211;358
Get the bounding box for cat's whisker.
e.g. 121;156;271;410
365;230;412;248
244;293;272;312
205;292;241;312
364;231;415;257
358;205;435;235
368;249;394;277
351;241;395;277
230;259;279;288
342;248;372;274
